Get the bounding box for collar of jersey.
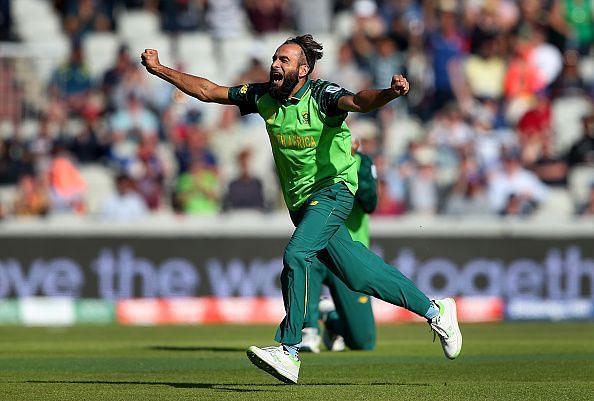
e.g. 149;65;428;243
282;79;311;106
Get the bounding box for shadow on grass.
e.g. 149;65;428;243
26;380;272;392
148;346;246;352
25;380;430;391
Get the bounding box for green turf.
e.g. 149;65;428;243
1;322;593;400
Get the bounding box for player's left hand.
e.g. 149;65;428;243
391;75;409;97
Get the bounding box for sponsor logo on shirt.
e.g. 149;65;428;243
271;134;317;149
239;83;249;95
325;85;341;93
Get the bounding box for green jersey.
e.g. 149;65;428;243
228;79;358;211
345;152;378;246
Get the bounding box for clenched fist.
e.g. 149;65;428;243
391;75;409;97
141;49;161;75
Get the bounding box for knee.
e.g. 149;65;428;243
348;339;375;351
283;245;306;269
345;328;376;350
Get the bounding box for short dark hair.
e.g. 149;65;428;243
284;34;323;75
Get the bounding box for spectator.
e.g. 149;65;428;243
205;0;247;39
350;0;386;69
68;120;108;164
245;0;290;33
102;45;134;112
110;64;153;111
567;112;594;168
0;0;13;41
577;182;594;215
109;93;159;143
174;157;220;214
134;138;165;210
101;173;148;222
467;2;503;54
530;25;563;88
236;56;269;84
368;36;405;88
516;96;552;163
29;116;60;172
374;176;405;216
49;41;93;115
160;0;205;32
444;156;491;217
550;50;590;98
503;32;545;102
561;0;593;55
488;150;549;215
408;146;438;214
293;0;332;34
12;174;50;217
223;149;265;211
47;145;87;214
383;0;421;51
326;42;371;92
429;5;467;113
463;36;506;101
428;105;473;150
62;0;113;40
0;134;35;186
174;125;217;174
528;137;569;187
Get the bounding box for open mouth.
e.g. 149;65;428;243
270;71;283;85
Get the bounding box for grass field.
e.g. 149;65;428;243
1;323;593;400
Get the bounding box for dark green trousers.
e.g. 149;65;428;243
275;183;431;345
304;258;376;350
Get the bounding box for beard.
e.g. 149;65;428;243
268;70;299;100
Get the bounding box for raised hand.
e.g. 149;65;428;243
141;49;161;75
391;74;410;97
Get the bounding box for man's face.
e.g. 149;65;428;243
269;44;306;100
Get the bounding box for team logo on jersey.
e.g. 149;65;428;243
301;112;310;125
239;83;249;95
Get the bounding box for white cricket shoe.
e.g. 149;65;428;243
246;345;300;384
323;329;345;352
429;298;462;359
319;296;345;351
299;327;321;353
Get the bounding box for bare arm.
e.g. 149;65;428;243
141;49;231;104
338;74;410;113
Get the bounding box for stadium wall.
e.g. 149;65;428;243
0;216;593;324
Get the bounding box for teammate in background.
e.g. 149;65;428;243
300;136;378;353
141;34;462;384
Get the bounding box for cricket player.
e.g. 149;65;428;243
141;34;462;384
300;137;378;353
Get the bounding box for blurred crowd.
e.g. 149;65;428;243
1;0;594;222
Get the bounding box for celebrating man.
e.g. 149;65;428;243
141;34;462;384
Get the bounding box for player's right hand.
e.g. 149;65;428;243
141;49;160;75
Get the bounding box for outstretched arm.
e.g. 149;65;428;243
141;49;232;104
338;74;409;113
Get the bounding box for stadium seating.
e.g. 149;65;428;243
118;10;160;40
84;33;121;78
552;96;593;153
79;165;115;215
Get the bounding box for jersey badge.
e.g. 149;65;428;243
301;112;310;126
